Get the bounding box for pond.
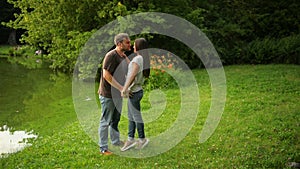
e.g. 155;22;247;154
0;58;77;157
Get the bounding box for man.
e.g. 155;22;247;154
97;33;131;155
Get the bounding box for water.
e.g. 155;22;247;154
0;58;75;157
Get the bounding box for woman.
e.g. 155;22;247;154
120;38;150;151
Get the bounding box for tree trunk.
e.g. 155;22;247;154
7;29;17;45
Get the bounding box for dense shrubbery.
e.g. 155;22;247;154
246;34;300;64
144;54;180;91
197;0;300;65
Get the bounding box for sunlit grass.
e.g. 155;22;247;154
0;64;299;168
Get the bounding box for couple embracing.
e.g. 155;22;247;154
97;33;150;155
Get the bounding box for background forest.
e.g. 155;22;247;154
1;0;299;73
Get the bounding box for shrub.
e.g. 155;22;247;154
143;53;183;91
246;34;300;64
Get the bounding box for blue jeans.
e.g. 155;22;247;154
99;96;122;151
127;90;145;139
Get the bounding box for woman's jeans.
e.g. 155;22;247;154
99;96;122;151
128;90;145;139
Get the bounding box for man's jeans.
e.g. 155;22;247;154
127;90;145;139
99;96;122;151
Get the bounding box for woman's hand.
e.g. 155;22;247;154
121;88;130;98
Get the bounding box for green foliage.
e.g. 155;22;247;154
200;0;300;65
47;30;95;73
247;0;299;38
2;0;300;73
144;53;182;91
4;0;132;73
0;45;12;57
246;35;300;64
3;0;202;74
144;69;176;91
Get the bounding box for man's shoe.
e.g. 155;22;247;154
136;138;149;150
120;140;136;152
100;149;113;155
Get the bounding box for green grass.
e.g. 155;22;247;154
1;64;299;168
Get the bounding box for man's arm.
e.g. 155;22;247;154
121;62;139;97
97;53;124;94
103;69;123;91
97;68;123;94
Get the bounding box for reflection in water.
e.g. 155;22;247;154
0;125;38;158
0;58;76;158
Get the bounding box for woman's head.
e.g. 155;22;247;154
134;38;148;53
134;38;150;78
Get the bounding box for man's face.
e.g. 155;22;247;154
119;38;131;52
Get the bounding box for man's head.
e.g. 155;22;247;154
114;33;131;52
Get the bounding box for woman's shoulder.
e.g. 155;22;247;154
134;55;143;60
133;55;143;62
131;55;143;65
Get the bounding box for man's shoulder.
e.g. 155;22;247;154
104;50;118;63
106;49;117;57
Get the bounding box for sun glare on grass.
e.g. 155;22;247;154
0;125;38;158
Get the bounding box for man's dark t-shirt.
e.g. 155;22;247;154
99;49;127;98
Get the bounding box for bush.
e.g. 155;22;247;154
143;53;183;91
46;31;95;74
246;34;300;64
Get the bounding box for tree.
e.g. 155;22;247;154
4;0;131;72
0;0;20;45
4;0;198;73
3;0;299;73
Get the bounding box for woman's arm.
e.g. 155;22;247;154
122;62;139;97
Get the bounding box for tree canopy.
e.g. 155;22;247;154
3;0;300;75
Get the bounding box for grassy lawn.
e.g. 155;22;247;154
1;64;299;168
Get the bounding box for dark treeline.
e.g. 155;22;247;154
1;0;299;75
